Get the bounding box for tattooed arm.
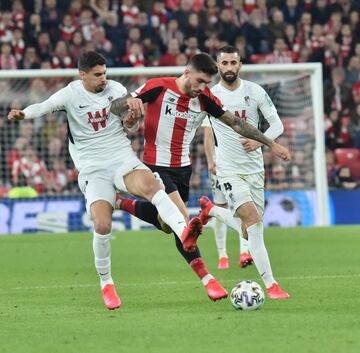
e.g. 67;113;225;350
110;94;145;118
219;111;291;161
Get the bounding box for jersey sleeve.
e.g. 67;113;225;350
256;85;278;118
130;78;165;103
110;80;128;99
199;88;226;118
23;86;69;119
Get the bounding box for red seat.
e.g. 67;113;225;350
334;148;360;179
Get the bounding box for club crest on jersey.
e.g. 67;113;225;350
108;96;113;101
244;96;250;106
87;108;108;131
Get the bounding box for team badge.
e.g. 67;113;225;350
108;96;113;101
244;96;250;106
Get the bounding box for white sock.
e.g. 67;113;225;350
231;217;250;254
247;223;276;288
151;190;186;239
201;274;214;286
93;231;113;289
209;206;240;231
214;218;227;258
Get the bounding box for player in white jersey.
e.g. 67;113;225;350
199;46;290;299
7;51;204;310
202;116;253;270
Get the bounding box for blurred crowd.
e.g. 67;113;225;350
1;0;360;197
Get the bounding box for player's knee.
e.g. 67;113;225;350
140;179;162;200
93;220;112;235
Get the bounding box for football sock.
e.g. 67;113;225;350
247;222;275;288
189;257;214;285
209;206;240;231
119;198;137;215
214;218;227;258
174;234;201;263
134;200;163;230
151;190;186;239
231;217;250;254
93;231;113;288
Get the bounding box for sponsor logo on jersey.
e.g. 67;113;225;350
87;108;109;131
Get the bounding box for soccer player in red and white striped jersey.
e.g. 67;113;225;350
111;53;290;301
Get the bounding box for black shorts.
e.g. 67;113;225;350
146;164;192;203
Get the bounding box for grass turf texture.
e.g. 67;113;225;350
0;226;360;353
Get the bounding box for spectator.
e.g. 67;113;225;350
184;36;201;60
51;40;73;68
281;0;303;26
324;67;352;115
158;37;181;66
36;31;52;61
11;28;25;64
25;14;42;46
69;31;86;62
40;0;61;41
267;164;290;191
20;46;40;69
162;19;184;47
89;0;112;25
172;0;194;32
349;103;360;148
148;0;169;36
120;0;139;27
345;56;360;85
325;148;337;187
335;166;359;190
241;8;269;54
264;37;293;64
0;42;17;69
268;8;287;45
311;0;331;25
59;14;77;42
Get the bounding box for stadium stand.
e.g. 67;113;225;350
0;0;360;196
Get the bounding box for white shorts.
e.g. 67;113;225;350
78;154;149;214
218;172;265;216
210;174;227;205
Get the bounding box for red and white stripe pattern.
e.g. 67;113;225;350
133;78;220;168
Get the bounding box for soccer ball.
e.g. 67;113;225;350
230;280;265;311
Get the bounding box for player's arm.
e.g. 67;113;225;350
8;87;68;121
110;93;145;119
203;126;216;175
201;94;290;161
242;89;284;152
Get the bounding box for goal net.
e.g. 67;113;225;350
0;63;329;234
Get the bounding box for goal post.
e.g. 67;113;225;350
0;63;329;227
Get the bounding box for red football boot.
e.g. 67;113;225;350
217;257;229;270
181;217;203;252
239;252;253;268
267;283;290;299
205;279;228;301
198;195;215;225
102;284;122;310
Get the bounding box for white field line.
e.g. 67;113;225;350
5;273;360;291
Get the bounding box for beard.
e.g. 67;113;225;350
220;70;239;84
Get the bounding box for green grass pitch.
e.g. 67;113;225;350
1;226;360;353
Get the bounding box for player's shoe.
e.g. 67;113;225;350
217;257;229;270
239;252;253;268
205;279;228;301
101;284;122;310
198;195;214;225
115;194;123;209
181;217;203;252
267;283;290;299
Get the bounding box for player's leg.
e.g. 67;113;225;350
171;170;227;301
114;161;202;252
235;173;289;299
78;171;121;310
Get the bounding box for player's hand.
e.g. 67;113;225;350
126;97;145;118
208;161;217;175
123;110;139;129
270;142;291;161
8;109;25;121
241;138;262;152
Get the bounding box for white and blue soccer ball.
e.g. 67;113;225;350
230;280;265;311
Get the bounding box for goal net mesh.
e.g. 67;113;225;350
0;68;322;227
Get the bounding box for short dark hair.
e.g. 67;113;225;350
217;46;241;59
188;53;218;76
78;51;106;72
